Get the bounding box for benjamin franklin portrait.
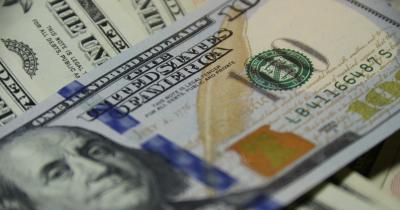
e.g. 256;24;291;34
0;126;241;210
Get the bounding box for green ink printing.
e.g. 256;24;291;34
246;49;313;91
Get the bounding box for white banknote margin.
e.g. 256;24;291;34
357;0;400;21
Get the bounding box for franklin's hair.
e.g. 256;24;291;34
0;126;187;210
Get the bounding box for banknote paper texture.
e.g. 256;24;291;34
113;0;205;34
0;0;399;209
0;0;202;126
0;0;144;125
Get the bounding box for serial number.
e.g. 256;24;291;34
285;48;393;124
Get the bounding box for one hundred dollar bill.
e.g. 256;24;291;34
368;131;400;198
333;170;400;209
287;182;389;210
112;0;206;34
0;0;399;209
0;0;201;125
287;170;400;210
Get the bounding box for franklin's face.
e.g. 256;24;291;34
0;127;159;210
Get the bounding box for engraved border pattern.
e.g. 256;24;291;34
346;0;400;27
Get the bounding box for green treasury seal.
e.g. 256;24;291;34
246;49;313;91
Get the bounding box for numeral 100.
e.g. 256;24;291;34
349;70;400;120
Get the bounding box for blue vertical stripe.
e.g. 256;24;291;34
142;135;237;191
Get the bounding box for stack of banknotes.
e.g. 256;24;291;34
0;0;399;209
